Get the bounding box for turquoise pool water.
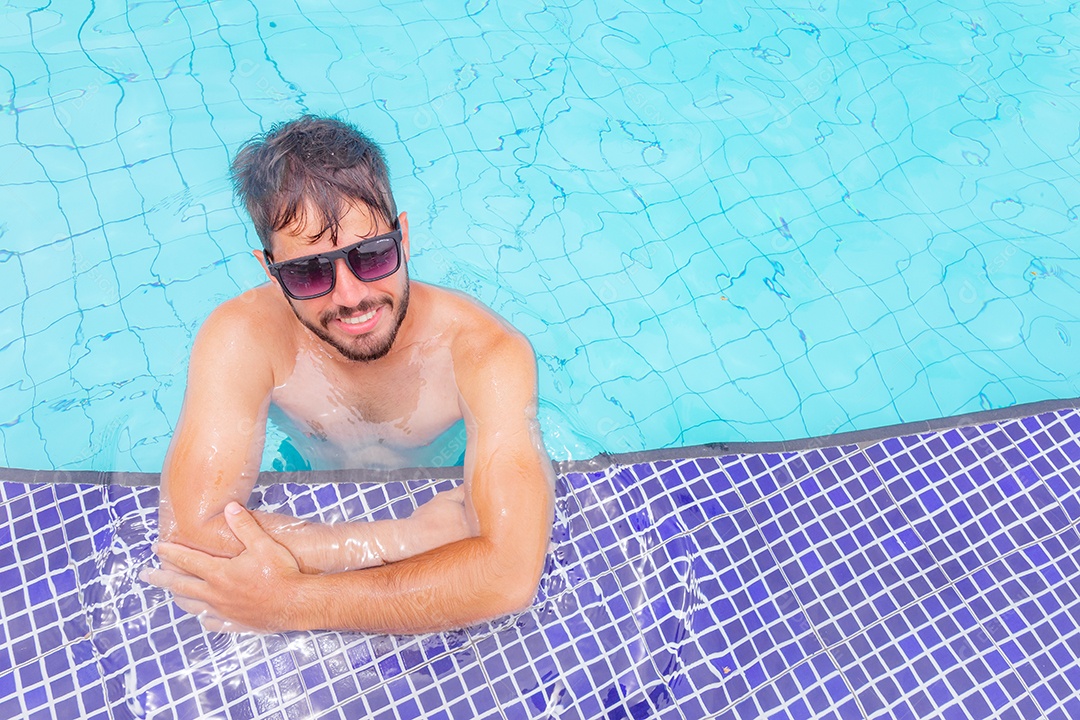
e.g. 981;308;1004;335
4;4;1080;720
1;1;1079;473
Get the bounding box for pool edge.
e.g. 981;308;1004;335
4;396;1078;487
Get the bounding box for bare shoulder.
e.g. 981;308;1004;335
191;284;296;383
199;285;281;338
419;283;533;364
415;283;536;399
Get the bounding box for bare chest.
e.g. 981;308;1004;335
270;347;462;464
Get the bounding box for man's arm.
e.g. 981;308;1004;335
160;295;469;573
146;325;556;634
158;298;274;555
249;486;472;574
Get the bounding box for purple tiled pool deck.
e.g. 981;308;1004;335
1;405;1079;719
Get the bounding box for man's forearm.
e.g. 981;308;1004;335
164;508;411;572
163;484;472;575
159;507;245;557
255;513;403;573
147;502;547;635
281;534;541;634
255;487;473;574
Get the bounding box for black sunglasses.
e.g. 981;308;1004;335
265;229;403;300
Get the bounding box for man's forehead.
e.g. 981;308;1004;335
271;199;383;249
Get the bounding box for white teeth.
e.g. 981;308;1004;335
340;308;377;325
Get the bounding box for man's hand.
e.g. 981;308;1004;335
142;502;306;633
146;488;475;632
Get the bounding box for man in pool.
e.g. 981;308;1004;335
142;115;555;634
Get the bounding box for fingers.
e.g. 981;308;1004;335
152;541;219;579
141;565;258;634
141;521;283;635
172;595;214;617
140;565;208;600
223;501;272;549
172;596;257;634
160;558;184;574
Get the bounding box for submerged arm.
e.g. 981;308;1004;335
250;486;472;573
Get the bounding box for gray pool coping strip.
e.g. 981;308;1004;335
3;397;1078;487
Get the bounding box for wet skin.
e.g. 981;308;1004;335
144;204;556;634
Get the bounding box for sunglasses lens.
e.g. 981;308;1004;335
348;236;399;280
273;233;399;299
279;257;334;298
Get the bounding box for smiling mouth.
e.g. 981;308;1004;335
339;307;378;326
328;304;386;336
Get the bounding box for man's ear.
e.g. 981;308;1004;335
253;249;277;284
399;211;410;264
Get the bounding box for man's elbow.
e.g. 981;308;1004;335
451;575;537;630
501;579;540;616
159;509;241;557
487;554;545;617
490;569;540;617
482;521;551;617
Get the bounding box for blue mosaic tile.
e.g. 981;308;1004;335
5;407;1080;717
865;425;1073;584
828;584;1040;719
952;527;1080;718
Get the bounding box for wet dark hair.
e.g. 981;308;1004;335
230;114;398;252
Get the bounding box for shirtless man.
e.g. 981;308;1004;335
142;115;555;635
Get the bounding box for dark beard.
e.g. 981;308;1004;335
292;278;410;362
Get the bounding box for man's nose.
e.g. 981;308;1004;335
329;257;371;307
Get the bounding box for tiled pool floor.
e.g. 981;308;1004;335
1;406;1079;719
